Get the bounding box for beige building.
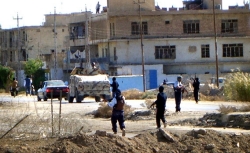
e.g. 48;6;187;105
1;0;250;88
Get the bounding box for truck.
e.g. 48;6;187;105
68;66;111;103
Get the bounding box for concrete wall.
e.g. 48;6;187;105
107;0;155;13
110;11;250;38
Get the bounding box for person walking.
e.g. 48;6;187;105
174;76;185;112
108;89;126;136
150;86;167;129
192;77;200;104
110;77;119;98
11;78;18;97
24;75;32;96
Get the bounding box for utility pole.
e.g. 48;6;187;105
213;0;219;88
54;7;57;80
134;0;146;92
85;5;90;68
13;13;22;77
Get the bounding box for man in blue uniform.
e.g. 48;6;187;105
150;86;167;128
108;89;126;136
24;75;32;96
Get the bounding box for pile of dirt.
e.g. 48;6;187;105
0;129;250;153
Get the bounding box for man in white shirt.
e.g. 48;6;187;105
174;76;184;112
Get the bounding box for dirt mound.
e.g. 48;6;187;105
0;129;250;153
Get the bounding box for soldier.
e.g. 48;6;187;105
192;77;200;104
150;86;167;128
108;89;126;136
110;77;119;98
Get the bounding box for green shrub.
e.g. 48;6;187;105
224;72;250;102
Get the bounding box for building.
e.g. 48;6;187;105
1;0;250;89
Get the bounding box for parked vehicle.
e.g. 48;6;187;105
68;67;111;103
37;80;69;101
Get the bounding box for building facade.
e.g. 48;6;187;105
0;0;250;89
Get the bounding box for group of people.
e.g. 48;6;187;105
10;75;35;97
108;75;201;133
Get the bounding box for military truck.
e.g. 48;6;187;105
68;66;111;103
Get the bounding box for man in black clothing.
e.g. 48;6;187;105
150;86;167;128
110;77;119;98
192;77;200;104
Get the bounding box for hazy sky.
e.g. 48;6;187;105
0;0;246;29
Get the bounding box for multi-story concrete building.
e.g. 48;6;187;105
1;0;250;89
82;0;250;88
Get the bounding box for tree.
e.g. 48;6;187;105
24;59;45;91
0;65;14;92
24;59;43;76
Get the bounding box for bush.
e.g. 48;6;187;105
122;89;157;100
94;102;134;118
218;104;250;114
224;72;250;102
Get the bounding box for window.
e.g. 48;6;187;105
131;22;148;35
102;48;108;57
62;29;64;32
51;49;55;53
10;51;13;62
70;24;85;40
201;45;210;58
155;46;176;59
110;23;115;37
221;19;238;33
114;47;117;61
183;20;200;34
62;49;65;52
165;21;170;24
223;44;243;57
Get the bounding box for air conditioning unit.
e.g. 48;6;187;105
42;61;47;69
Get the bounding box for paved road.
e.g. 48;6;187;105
0;94;244;114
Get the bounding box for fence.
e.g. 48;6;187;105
0;93;90;140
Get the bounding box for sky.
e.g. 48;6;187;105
0;0;246;29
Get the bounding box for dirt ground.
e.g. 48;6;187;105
0;97;250;153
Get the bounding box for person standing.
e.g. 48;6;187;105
11;78;18;96
150;86;167;128
174;76;185;112
24;75;32;96
108;89;126;136
110;77;119;98
193;77;200;104
96;1;101;14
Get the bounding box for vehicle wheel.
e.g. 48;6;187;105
103;95;111;102
43;93;48;101
95;96;101;102
68;96;74;103
75;89;83;103
37;96;41;101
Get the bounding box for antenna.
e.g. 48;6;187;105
54;7;57;79
13;13;22;74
